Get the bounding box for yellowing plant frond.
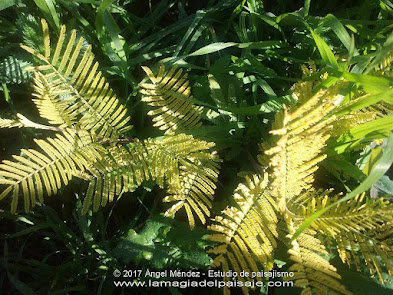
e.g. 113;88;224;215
331;96;393;138
330;224;393;283
81;139;150;214
286;224;352;295
259;88;337;213
77;133;220;227
139;64;203;134
21;19;131;140
0;130;104;212
32;73;77;126
207;174;278;295
0;117;23;128
291;62;319;104
164;157;219;229
146;134;216;187
146;134;220;228
374;50;393;77
330;109;378;137
288;190;393;284
291;192;393;236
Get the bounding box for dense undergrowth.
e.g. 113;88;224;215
1;1;393;294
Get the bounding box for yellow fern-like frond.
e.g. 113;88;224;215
291;62;319;104
0;117;23;128
31;72;78;127
146;134;220;228
207;174;278;295
164;158;220;229
330;224;393;283
330;109;378;137
207;74;393;295
0;130;105;212
146;133;218;187
331;95;393;138
139;64;203;134
291;191;393;236
259;88;337;213
81;139;151;214
374;50;393;77
78;133;220;227
289;190;393;283
285;217;352;295
21;19;131;140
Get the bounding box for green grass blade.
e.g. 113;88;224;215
0;0;17;11
364;31;393;74
311;29;339;69
188;42;237;56
324;14;358;55
173;11;206;57
96;0;128;66
304;0;311;17
341;72;392;88
33;0;60;30
292;131;393;241
331;116;393;154
186;41;286;58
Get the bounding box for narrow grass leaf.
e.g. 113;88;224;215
174;11;206;57
304;0;311;17
292;132;393;241
33;0;60;30
324;14;358;55
188;42;237;56
0;0;17;11
311;30;339;69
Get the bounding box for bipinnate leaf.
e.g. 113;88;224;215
21;19;132;140
139;64;203;134
0;130;104;212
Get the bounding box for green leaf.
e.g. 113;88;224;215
333;89;393;117
95;0;129;78
324;14;358;55
33;0;60;30
311;30;339;69
341;72;392;88
113;216;169;265
3;223;50;238
187;41;286;57
188;42;237;56
223;96;295;115
173;10;206;57
113;213;210;268
365;31;393;74
0;56;32;84
6;272;35;295
304;0;311;17
374;175;393;195
0;0;17;11
184;122;246;136
332;116;393;154
292;131;393;241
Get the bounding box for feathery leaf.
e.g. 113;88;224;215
0;130;104;212
208;174;277;294
21;19;132;140
259;87;337;213
285;223;352;295
139;64;203;134
0;117;23;128
147;134;220;228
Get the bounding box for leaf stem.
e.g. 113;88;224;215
16;113;65;132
